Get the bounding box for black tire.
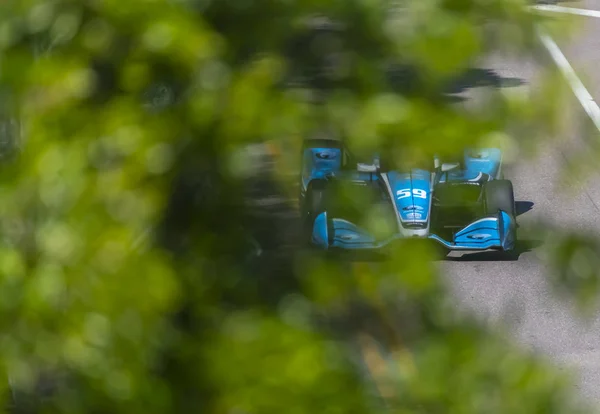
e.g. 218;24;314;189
301;180;328;243
483;179;516;218
305;180;328;221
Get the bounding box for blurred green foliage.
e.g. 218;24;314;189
0;0;592;413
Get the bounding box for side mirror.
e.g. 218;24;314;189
441;162;460;172
357;163;378;173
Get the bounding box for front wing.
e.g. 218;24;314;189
311;211;516;251
428;211;516;251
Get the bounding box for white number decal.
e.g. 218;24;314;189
396;189;411;199
396;188;427;199
413;189;427;199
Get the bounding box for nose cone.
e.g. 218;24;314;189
385;169;432;231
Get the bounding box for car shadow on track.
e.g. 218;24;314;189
306;238;544;264
386;65;525;103
444;68;525;95
443;239;544;262
516;200;534;217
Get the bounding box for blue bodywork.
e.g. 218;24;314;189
428;211;515;251
301;143;516;252
300;146;344;198
439;148;503;183
386;169;432;227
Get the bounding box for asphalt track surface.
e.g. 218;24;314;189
442;2;600;410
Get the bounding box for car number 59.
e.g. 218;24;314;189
396;188;427;199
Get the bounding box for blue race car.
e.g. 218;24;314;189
299;139;516;253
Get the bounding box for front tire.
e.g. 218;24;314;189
483;179;517;252
484;179;516;218
302;180;328;243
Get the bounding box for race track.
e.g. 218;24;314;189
246;1;600;409
442;2;600;409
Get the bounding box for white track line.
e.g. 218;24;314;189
535;27;600;131
532;4;600;19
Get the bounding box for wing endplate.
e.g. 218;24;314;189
429;211;516;251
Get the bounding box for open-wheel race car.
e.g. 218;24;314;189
299;139;517;254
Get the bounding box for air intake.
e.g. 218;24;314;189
401;222;427;230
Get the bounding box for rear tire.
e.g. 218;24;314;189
484;179;516;218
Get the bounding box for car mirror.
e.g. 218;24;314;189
357;163;378;173
441;162;460;172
